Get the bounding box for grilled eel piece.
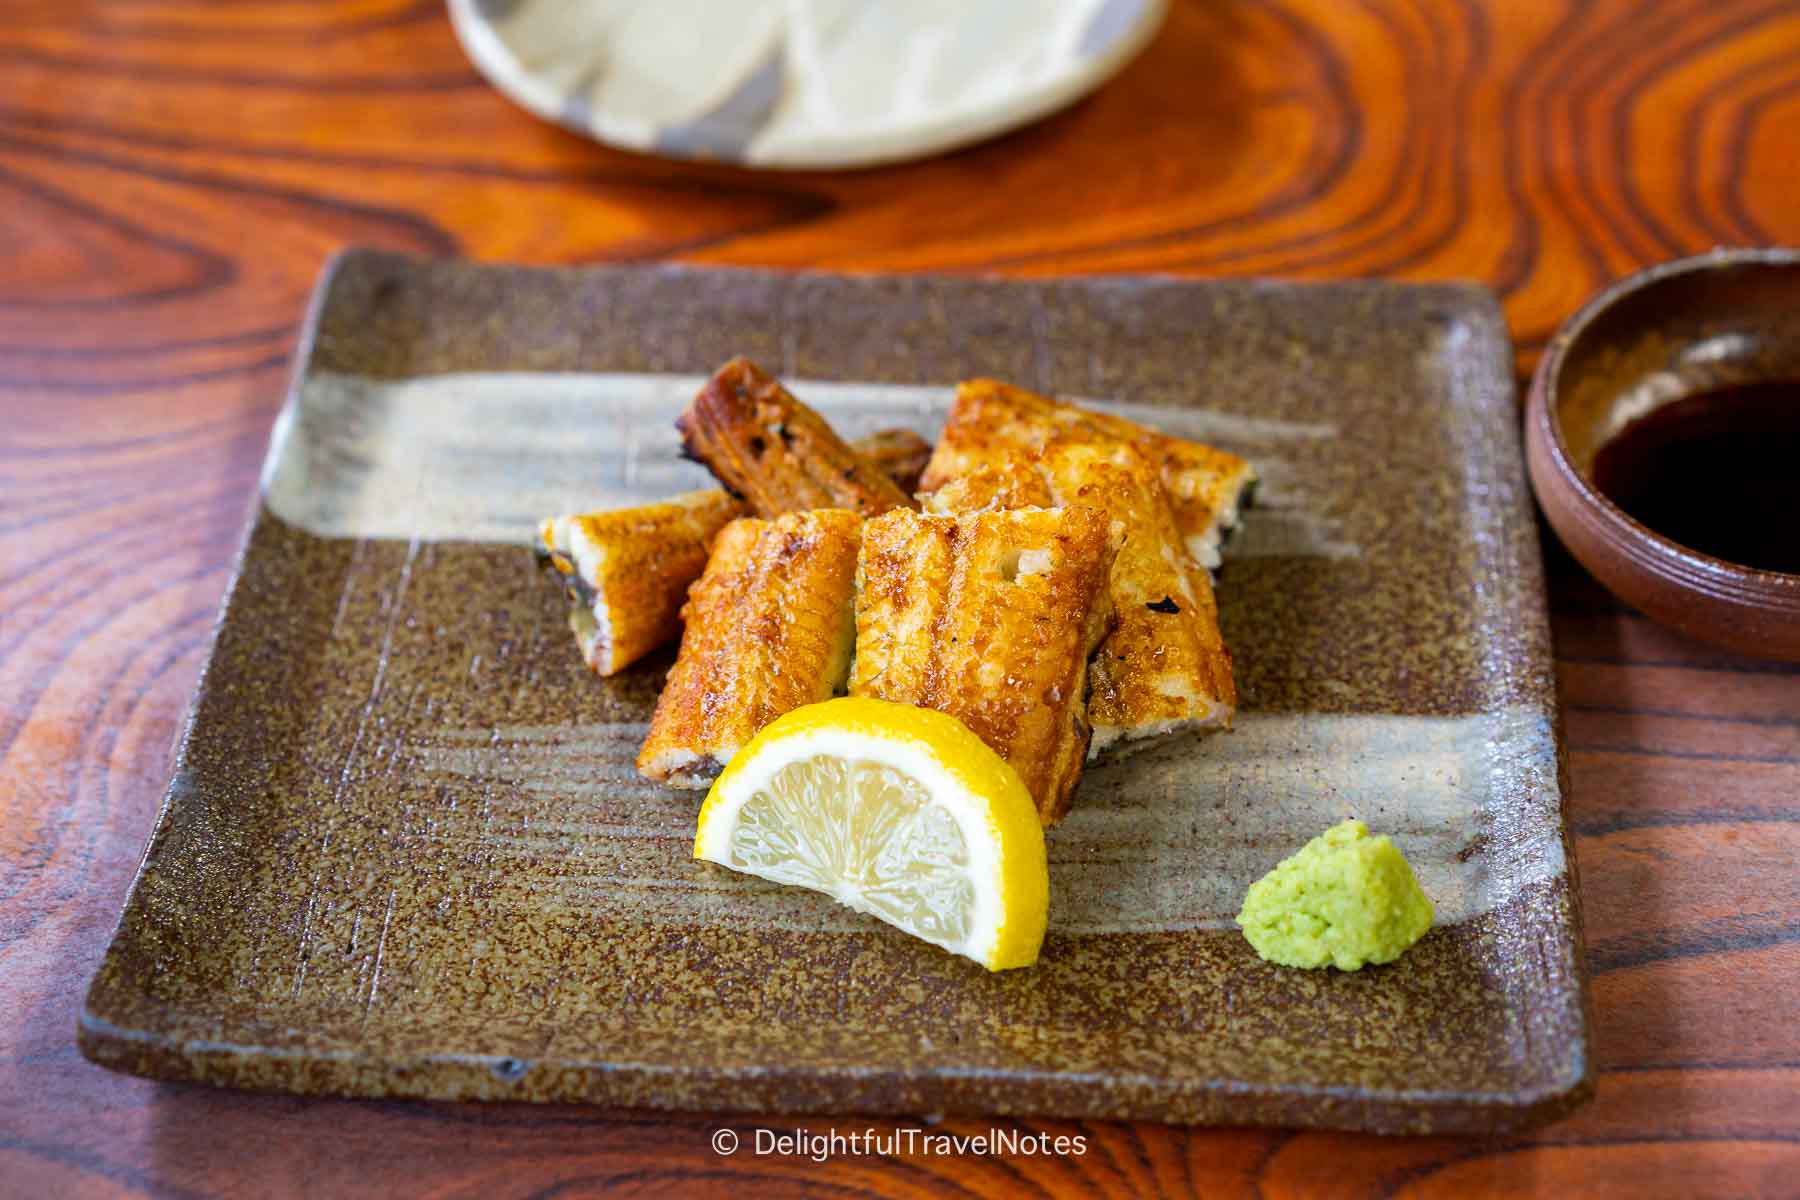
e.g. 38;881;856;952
852;506;1118;824
677;358;916;518
537;430;930;677
926;435;1236;758
637;509;862;788
851;427;933;496
538;489;743;677
919;379;1258;570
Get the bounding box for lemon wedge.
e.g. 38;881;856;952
693;697;1049;970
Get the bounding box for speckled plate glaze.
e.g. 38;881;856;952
80;252;1592;1134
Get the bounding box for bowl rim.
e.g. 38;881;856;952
1528;246;1800;591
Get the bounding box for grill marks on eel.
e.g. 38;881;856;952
851;507;1118;824
635;509;861;788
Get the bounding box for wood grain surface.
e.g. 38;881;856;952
3;1;1798;1196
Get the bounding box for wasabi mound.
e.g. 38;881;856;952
1237;819;1434;971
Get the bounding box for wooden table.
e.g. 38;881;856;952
4;2;1797;1195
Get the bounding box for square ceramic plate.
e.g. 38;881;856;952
81;252;1592;1134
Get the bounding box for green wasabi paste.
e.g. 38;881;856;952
1236;819;1434;971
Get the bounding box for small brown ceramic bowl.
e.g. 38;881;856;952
1526;248;1800;661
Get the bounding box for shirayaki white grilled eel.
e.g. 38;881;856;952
676;357;916;518
636;509;863;788
851;506;1119;825
537;489;742;679
537;428;929;676
919;378;1258;571
926;430;1238;759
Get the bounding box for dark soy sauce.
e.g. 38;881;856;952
1590;381;1800;575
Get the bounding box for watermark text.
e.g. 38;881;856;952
711;1125;1087;1162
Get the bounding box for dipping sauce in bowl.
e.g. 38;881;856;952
1589;381;1800;576
1525;248;1800;661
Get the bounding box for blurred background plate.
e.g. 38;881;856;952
447;0;1167;169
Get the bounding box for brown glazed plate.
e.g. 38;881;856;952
80;251;1592;1135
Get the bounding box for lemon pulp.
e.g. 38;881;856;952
693;697;1047;970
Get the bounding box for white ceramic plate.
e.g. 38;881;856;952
448;0;1166;169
